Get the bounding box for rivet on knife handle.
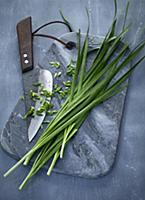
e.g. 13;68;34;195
16;16;33;73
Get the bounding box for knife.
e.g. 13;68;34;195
17;17;53;142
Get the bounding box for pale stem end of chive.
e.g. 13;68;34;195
19;174;31;190
47;151;59;176
4;148;37;177
4;156;27;177
60;128;67;158
23;158;30;166
60;123;75;158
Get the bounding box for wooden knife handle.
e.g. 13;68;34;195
16;17;33;73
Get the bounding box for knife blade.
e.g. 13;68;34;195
28;68;53;142
17;17;53;142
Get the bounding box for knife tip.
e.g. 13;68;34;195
28;136;33;142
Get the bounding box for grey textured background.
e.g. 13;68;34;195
0;0;145;199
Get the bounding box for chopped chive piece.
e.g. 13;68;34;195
29;90;41;100
64;88;70;94
42;101;53;110
58;90;66;98
54;84;62;93
66;62;75;76
36;108;45;115
54;71;62;78
63;80;72;87
58;87;70;98
22;106;35;119
36;112;43;116
39;84;44;91
47;110;58;115
52;110;58;114
40;89;53;97
46;98;52;102
43;120;50;124
36;101;54;116
49;61;60;68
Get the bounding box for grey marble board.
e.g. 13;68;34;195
0;32;130;178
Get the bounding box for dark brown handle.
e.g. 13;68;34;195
16;17;33;73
